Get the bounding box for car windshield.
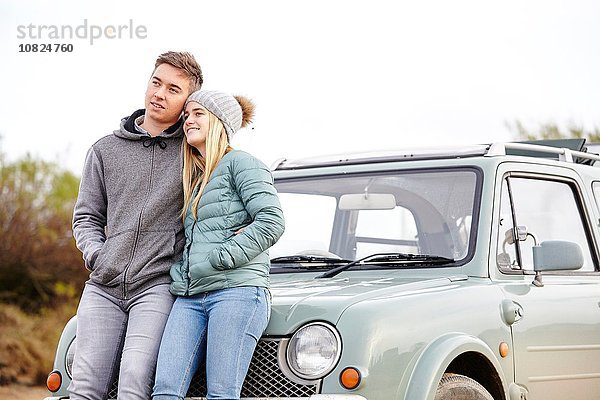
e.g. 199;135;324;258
270;167;481;270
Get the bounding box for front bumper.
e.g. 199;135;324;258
44;396;367;400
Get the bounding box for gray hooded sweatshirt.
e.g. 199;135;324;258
73;109;185;299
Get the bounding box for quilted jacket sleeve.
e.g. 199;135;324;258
209;154;285;269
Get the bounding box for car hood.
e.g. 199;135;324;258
266;273;467;335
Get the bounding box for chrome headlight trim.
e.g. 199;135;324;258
65;337;76;379
285;322;342;381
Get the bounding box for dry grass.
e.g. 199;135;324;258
0;384;50;400
0;302;77;385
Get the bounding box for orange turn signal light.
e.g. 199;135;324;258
499;342;509;358
340;366;361;390
47;370;62;392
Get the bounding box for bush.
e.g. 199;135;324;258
0;154;87;312
0;149;86;385
0;301;77;385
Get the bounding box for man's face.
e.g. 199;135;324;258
144;63;191;127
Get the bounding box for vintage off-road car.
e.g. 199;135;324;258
45;140;600;400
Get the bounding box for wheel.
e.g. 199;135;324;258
434;373;494;400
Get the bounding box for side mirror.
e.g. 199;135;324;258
532;240;583;286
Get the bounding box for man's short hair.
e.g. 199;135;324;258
155;51;203;92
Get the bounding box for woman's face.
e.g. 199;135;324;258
183;101;210;152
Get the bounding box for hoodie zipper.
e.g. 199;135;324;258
122;140;157;299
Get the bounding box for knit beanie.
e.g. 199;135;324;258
185;90;255;140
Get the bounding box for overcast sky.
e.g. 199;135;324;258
2;0;599;174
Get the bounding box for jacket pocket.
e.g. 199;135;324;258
188;256;221;280
90;230;135;287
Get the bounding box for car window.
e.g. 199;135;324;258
270;168;480;263
498;176;595;272
496;183;519;270
592;181;600;212
271;193;336;258
354;207;418;258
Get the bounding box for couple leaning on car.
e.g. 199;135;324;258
70;51;285;400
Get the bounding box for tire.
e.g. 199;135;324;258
434;373;494;400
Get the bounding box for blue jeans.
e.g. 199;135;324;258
69;283;175;400
153;286;271;400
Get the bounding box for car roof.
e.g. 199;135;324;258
272;139;600;171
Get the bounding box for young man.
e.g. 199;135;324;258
70;51;203;400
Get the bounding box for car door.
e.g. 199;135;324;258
495;169;600;399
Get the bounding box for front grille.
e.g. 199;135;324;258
108;338;318;399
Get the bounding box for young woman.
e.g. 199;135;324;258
152;90;285;400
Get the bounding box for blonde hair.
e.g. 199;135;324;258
182;112;232;220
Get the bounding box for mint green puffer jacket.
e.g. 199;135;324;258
170;150;285;296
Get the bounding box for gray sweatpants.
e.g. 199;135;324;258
68;283;174;400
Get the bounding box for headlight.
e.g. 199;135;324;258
286;322;341;380
65;338;76;378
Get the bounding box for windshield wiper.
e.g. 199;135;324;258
363;253;454;264
315;252;455;279
271;255;352;265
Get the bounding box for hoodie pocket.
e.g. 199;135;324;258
90;230;135;287
125;229;177;284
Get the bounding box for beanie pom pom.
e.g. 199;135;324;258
234;95;255;128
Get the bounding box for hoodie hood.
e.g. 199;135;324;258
114;109;184;141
